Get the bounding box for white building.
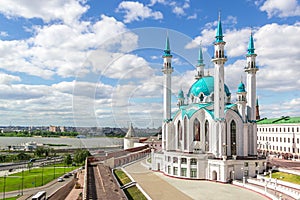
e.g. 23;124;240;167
257;116;300;159
151;14;265;182
124;123;140;150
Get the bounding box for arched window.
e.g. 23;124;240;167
184;117;188;150
230;120;237;155
205;120;209;151
178;121;182;149
219;50;221;58
216;51;218;58
193;119;200;141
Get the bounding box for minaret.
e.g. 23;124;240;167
162;34;173;121
177;89;185;107
195;44;205;79
256;98;260;120
245;31;259;122
236;81;247;122
212;13;227;120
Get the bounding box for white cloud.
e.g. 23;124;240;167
0;31;8;37
0;73;21;85
261;98;300;118
260;0;300;18
116;1;163;23
187;13;197;20
255;23;300;91
173;7;185;16
0;0;89;24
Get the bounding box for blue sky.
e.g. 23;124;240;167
0;0;299;128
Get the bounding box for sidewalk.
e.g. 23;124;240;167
124;160;191;200
124;160;268;200
65;170;84;200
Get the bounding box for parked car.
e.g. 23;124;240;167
57;177;64;182
63;174;69;178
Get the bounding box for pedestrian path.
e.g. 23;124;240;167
124;161;192;200
124;160;268;200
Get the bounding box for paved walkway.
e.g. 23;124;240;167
124;161;191;200
65;170;84;200
124;160;268;200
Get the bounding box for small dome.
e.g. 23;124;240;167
237;82;246;93
178;89;184;99
188;76;231;98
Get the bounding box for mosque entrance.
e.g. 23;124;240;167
212;171;217;180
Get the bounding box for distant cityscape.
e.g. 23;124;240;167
0;125;161;138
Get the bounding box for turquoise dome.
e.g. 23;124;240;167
178;89;184;99
237;82;246;93
188;76;231;97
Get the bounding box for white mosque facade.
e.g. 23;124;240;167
151;15;265;182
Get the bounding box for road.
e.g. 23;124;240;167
0;173;74;199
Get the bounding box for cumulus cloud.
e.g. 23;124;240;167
255;23;300;91
0;73;21;85
116;1;163;23
260;0;300;18
0;0;89;24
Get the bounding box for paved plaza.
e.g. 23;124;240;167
124;160;268;200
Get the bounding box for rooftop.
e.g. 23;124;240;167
257;116;300;124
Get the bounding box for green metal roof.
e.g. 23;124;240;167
257;116;300;124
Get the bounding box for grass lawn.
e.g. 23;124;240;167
0;164;78;193
124;186;147;200
113;169;132;186
113;169;146;200
271;171;300;185
4;197;18;200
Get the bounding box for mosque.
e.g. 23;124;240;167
151;15;265;182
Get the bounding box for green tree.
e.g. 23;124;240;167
64;154;72;166
35;147;45;157
73;149;90;164
17;152;31;161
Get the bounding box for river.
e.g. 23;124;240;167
0;137;123;149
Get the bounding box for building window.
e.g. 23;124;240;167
173;157;178;163
230;120;237;155
184;117;188;150
181;168;187;177
244;162;248;167
255;162;258;167
193;118;200;141
181;158;187;164
205;120;209;151
191;158;197;165
288;138;290;143
297;138;299;144
168;156;171;162
244;170;249;177
191;168;197;178
284;138;286;143
173;167;178;175
178;121;182;149
168;166;171;174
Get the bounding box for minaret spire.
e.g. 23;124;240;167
162;32;173;121
247;30;255;55
212;12;227;120
215;11;224;43
195;42;205;79
245;31;258;122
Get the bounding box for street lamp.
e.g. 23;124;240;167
241;167;245;185
53;157;56;179
3;174;7;199
21;170;24;195
41;162;44;186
